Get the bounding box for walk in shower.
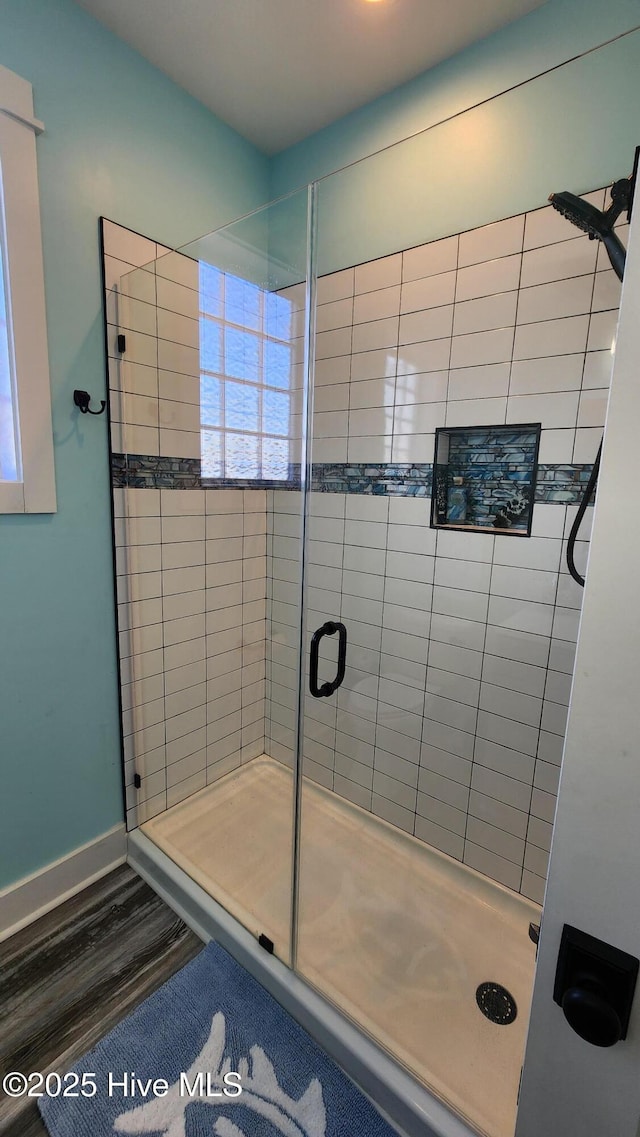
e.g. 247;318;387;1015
104;54;625;1136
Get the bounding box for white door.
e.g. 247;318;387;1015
516;202;640;1136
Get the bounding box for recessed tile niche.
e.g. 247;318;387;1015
431;423;541;536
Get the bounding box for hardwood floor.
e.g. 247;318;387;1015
0;864;202;1137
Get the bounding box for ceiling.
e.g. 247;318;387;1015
76;0;545;155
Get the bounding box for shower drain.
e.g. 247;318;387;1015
475;982;518;1025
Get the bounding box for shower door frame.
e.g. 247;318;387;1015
289;179;319;968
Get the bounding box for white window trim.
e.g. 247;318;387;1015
0;64;55;513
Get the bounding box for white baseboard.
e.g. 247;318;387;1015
0;825;127;943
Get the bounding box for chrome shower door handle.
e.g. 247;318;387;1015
309;621;347;698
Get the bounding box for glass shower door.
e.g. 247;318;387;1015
113;188;315;966
292;119;555;1137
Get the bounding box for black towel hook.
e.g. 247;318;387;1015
73;389;106;416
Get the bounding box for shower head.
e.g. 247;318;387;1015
549;191;614;237
548;177;632;282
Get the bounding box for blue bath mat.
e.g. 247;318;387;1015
39;940;397;1137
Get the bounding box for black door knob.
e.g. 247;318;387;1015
561;977;622;1047
554;924;638;1046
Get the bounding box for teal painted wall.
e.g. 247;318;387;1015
271;0;640;273
0;0;269;891
311;30;640;275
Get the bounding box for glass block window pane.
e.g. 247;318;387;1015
264;339;291;389
226;432;259;479
265;291;292;341
199;262;294;483
225;275;261;331
201;429;223;478
199;262;222;318
263;388;289;436
201;375;222;427
0;234;18;482
200;319;222;373
225;326;260;383
262;437;289;480
225;381;259;433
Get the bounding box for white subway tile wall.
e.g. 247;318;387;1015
116;485;266;828
105;224;266;830
264;485;578;903
105;225;202;462
271;190;617;905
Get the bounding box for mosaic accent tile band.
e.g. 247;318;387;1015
112;453;595;506
111;454;201;489
535;464;596;503
310;462;433;497
112;453;299;491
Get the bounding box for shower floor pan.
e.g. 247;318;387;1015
140;756;539;1137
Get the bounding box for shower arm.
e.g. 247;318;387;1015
599;179;629;282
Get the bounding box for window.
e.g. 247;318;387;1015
0;64;55;513
199;262;293;482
